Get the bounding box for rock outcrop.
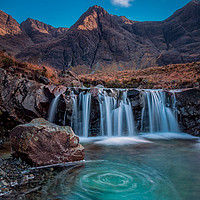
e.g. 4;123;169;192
16;1;200;72
0;69;48;128
0;68;82;130
10;118;84;166
176;88;200;136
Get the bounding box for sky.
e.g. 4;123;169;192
0;0;191;28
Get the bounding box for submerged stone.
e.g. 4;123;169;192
10;118;84;166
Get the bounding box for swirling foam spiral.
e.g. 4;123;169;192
41;161;179;200
71;162;179;200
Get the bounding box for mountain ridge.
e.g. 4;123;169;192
1;1;200;72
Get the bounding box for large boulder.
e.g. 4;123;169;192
10;118;84;166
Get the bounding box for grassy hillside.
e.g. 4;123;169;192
79;62;200;89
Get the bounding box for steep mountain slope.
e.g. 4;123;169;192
1;0;200;71
21;18;68;44
16;1;200;71
0;10;68;55
0;10;33;55
131;0;200;65
16;5;159;70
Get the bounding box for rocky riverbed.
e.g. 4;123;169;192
0;155;84;199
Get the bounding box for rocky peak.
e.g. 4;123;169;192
21;18;68;44
71;5;109;31
0;10;22;36
21;18;54;34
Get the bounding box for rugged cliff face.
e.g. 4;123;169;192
0;69;75;129
0;10;33;55
1;1;200;71
21;18;68;44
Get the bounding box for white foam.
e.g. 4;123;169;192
141;132;197;140
79;136;108;143
94;137;152;146
194;139;200;149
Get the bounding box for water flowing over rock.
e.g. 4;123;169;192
69;88;180;137
98;89;135;136
0;70;73;129
70;88;136;136
141;90;180;133
48;94;61;123
10;118;84;166
0;69;199;137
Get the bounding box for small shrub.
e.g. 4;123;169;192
51;74;56;79
2;57;14;67
41;66;47;76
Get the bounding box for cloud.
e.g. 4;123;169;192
111;0;134;7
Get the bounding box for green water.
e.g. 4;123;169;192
36;136;200;200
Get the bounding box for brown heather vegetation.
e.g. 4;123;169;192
0;51;59;84
0;51;80;87
1;51;199;89
79;62;200;89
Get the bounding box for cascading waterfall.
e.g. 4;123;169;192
48;94;61;123
70;89;135;137
141;90;179;133
71;91;78;133
80;91;91;137
49;88;180;137
98;90;135;136
71;90;91;137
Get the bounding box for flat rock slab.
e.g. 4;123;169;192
10;118;84;166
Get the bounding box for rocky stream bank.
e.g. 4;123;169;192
0;68;199;137
0;68;199;198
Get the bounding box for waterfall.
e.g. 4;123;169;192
49;88;180;137
98;90;135;136
71;91;78;133
70;89;135;137
48;94;61;123
71;90;91;137
80;92;91;137
141;90;179;133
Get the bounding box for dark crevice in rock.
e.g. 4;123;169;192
90;9;104;68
